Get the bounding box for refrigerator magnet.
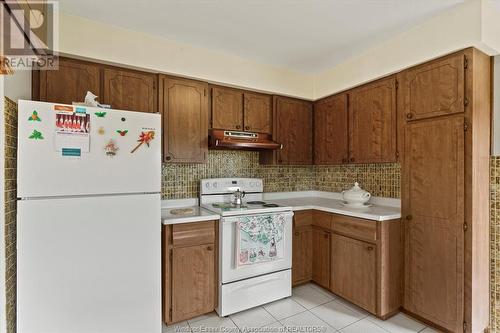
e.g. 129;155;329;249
104;139;119;157
95;111;107;118
130;131;155;153
116;130;128;136
28;129;44;140
28;110;41;122
98;127;105;135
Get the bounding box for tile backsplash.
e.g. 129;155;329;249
161;150;400;199
4;97;17;333
491;156;500;332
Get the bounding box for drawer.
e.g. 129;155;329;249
312;211;332;229
294;210;312;227
172;221;216;247
331;215;377;242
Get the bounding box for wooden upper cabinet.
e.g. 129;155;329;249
161;76;208;163
243;92;272;133
38;57;100;104
102;68;157;113
314;94;348;165
348;76;397;164
403;116;464;332
273;96;313;165
211;86;243;130
399;53;465;121
330;233;377;313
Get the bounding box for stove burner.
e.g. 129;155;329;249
247;201;266;205
263;203;279;207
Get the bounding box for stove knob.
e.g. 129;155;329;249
213;182;218;188
250;182;255;187
205;182;210;188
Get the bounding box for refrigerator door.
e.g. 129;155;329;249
18;100;161;198
17;194;161;333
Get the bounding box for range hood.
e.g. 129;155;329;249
209;129;282;151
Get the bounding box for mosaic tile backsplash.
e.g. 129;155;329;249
4;97;17;333
161;150;400;199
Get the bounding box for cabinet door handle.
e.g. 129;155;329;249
207;246;213;251
406;215;413;221
350;157;355;162
366;246;374;251
245;125;250;130
295;232;299;236
166;156;172;161
235;125;241;130
406;113;414;120
342;158;347;163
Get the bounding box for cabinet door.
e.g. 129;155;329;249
243;92;272;133
162;76;208;163
312;228;330;289
102;68;157;113
330;234;376;313
314;94;348;165
274;96;313;165
348;77;397;164
292;226;312;285
38;58;100;104
171;244;215;322
403;116;464;332
400;53;465;121
211;86;243;130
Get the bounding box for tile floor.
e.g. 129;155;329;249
163;283;441;333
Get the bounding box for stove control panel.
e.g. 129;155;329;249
200;178;263;195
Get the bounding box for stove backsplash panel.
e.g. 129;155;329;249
161;150;400;199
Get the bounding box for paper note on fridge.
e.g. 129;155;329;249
54;111;91;153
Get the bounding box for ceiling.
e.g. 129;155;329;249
59;0;464;74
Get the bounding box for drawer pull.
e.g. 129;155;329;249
366;246;374;251
207;246;213;251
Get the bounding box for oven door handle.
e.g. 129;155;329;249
230;275;284;291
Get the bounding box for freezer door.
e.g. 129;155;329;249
17;194;161;333
17;100;161;197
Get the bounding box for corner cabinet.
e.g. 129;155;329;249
348;76;397;164
160;76;208;163
261;96;313;165
314;94;349;165
163;221;217;324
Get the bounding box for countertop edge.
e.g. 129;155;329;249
162;214;220;225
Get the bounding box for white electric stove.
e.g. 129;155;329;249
200;178;294;317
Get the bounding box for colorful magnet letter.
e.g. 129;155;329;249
95;111;107;118
28;129;44;140
28;110;41;121
116;130;128;136
98;126;105;135
130;131;155;153
104;139;119;157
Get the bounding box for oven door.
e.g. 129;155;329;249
219;211;293;284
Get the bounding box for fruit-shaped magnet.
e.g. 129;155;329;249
28;110;41;121
98;127;105;135
104;139;119;157
131;131;155;153
95;111;107;118
117;130;128;137
28;129;44;140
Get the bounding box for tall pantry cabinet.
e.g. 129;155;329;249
398;48;490;333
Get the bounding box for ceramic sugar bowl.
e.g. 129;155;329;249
342;182;371;207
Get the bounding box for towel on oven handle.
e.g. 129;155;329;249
236;213;286;267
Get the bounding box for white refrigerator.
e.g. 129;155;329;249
16;100;162;333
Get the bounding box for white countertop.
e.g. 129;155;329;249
161;191;401;224
161;206;220;225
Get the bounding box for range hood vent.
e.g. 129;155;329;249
209;129;282;151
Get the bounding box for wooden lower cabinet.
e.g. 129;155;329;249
163;221;217;324
312;227;330;289
291;210;401;318
330;234;376;313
